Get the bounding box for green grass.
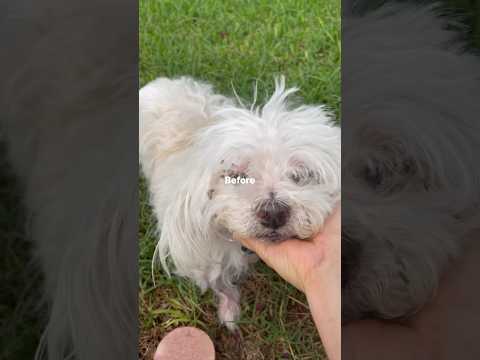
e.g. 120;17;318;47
139;0;340;358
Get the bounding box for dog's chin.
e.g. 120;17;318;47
256;230;306;243
259;231;284;242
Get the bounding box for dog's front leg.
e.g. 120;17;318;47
212;284;240;331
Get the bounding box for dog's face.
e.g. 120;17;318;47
199;102;340;243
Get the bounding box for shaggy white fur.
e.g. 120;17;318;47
139;76;340;329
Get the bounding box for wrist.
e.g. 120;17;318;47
303;257;339;296
303;263;341;360
303;266;323;295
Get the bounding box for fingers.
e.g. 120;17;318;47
234;234;306;265
233;233;267;257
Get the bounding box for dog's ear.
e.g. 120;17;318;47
152;177;213;288
139;77;230;179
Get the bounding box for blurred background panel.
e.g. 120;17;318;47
342;0;480;359
0;1;138;359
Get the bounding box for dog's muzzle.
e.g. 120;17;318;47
255;198;291;229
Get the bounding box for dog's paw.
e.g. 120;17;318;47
216;289;240;331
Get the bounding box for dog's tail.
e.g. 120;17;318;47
139;77;230;178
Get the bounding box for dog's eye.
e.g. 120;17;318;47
227;171;247;178
290;173;302;184
226;171;248;184
287;167;317;186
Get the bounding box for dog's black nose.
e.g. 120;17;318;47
256;200;290;229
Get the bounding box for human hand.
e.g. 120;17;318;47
234;205;340;293
235;206;341;360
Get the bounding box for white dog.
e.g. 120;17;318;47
139;76;340;329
